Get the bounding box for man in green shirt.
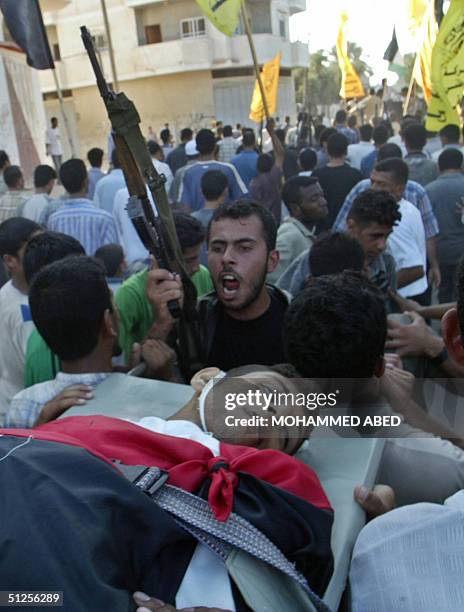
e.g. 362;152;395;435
24;213;213;385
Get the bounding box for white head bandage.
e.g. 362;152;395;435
197;370;226;433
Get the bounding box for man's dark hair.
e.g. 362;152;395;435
377;143;402;161
111;148;121;169
94;243;124;277
319;127;337;146
242;131;256;148
180;128;193;142
59;159;87;194
372;125;389;147
309;232;364;277
0;218;40;257
282;175;319;210
347;188;401;228
374;157;409;186
34;165;57;188
207;200;277;251
403;123;427;150
348;115;357;129
440;124;460;144
29;256;112;362
148;141;162;156
327;133;348;158
87;148;104;168
284;271;387;377
23;231;85;285
160;128;170;145
438;148;463;172
172;212;205;250
196;129;216;155
4;165;23;188
223;125;233;138
257;153;274;173
359;124;373;142
399;117;419;135
299;148;317;171
0;151;9;170
335;109;347;124
201;169;228;201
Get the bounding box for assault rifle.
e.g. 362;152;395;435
81;26;201;377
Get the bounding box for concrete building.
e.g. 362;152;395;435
40;0;308;158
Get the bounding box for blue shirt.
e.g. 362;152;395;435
47;198;118;256
360;149;378;178
180;161;247;212
332;179;439;239
93;168;126;214
231;150;259;188
87;167;105;200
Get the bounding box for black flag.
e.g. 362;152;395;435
383;27;399;63
0;0;54;70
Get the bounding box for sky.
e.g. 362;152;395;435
289;0;399;85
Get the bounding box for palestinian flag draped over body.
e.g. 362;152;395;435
196;0;243;36
0;0;54;69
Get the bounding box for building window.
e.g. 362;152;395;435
52;43;61;61
145;24;162;44
91;33;107;50
180;17;206;39
279;13;287;39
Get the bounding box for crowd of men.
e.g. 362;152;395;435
1;107;464;611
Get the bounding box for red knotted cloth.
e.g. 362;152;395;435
1;415;331;521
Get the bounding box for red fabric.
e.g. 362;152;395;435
1;415;331;520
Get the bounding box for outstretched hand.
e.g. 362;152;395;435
34;385;94;426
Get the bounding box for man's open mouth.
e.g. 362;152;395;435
221;273;240;297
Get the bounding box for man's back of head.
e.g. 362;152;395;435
359;124;373;142
242;130;256;149
180;128;193;143
439;124;460;146
4;166;24;191
23;231;85;287
309;231;365;277
299;148;317;172
377;143;402;162
403;124;427;152
438;148;463;173
34;165;57;193
335;109;347;125
327;133;349;160
94;243;125;277
196;129;216;157
372;125;389;149
319;127;337;149
148;141;163;158
201;169;228;203
59;159;88;195
0;217;41;260
87;148;104;169
284;271;387;378
223;125;233;138
29;256;112;363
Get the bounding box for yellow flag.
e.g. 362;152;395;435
249;52;281;123
336;13;365;99
412;0;438;102
195;0;242;37
426;0;464;131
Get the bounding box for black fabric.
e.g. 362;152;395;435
0;0;54;70
197;472;334;597
383;27;399;62
0;436;195;611
205;289;288;371
312;164;363;231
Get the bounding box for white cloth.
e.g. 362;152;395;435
132;416;235;611
350;490;464;612
298;170;313;177
19;194;53;223
347;141;375;170
152;159;173;196
45;127;63;156
388;198;427;297
387;134;407;157
0;281;34;424
112;187;155;264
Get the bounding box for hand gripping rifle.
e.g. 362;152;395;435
81;26;202;379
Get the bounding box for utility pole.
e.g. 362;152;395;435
100;0;119;91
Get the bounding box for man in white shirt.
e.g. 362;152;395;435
94;149;126;214
148;140;174;196
17;165;57;223
371;158;427;299
431;123;464;162
0;218;41;424
347;124;375;170
45;117;63;174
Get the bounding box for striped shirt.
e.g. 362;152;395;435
332;178;439;239
47;198;118;255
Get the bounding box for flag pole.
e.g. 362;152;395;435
403;53;418;115
51;68;77;158
241;1;270;121
100;0;119;91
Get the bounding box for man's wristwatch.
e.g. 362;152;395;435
429;346;448;367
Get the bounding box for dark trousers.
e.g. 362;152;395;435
439;264;458;303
